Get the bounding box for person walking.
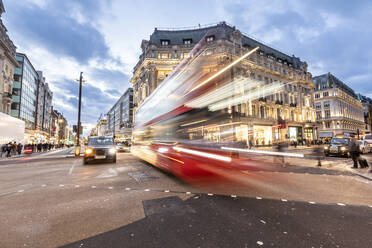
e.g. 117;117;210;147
17;143;23;155
6;142;12;157
348;134;360;169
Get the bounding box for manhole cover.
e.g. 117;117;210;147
128;171;158;182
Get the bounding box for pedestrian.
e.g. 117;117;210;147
277;141;286;166
17;143;23;155
0;143;5;158
6;142;12;157
37;143;42;153
348;134;360;169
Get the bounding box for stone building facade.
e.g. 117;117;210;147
313;73;364;139
0;1;18;114
357;94;372;135
131;22;315;145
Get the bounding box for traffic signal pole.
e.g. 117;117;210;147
75;72;83;157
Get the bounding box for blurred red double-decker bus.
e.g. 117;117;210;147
132;27;288;185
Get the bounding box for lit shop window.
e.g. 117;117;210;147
161;53;169;59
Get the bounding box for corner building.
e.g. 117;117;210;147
131;22;316;145
313;73;364;139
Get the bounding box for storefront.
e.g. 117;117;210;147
288;126;303;141
304;127;314;140
319;132;333;142
253;125;273;146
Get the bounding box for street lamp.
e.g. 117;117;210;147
74;72;86;157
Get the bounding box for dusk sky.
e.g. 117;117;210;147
3;0;371;134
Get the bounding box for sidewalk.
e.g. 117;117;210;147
291;154;372;181
0;148;68;161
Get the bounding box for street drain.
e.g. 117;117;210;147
128;171;158;182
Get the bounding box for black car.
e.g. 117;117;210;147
116;141;131;152
324;137;350;157
84;136;117;164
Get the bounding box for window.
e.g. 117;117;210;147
316;111;322;119
161;40;170;45
315;93;320;99
323;91;329;97
325;122;331;128
315;103;322;109
324;101;330;108
206;35;215;42
325;110;331;118
183;39;192;45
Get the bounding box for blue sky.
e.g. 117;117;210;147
3;0;372;134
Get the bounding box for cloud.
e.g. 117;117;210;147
5;1;111;64
216;0;372;95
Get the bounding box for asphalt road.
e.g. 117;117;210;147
0;148;371;248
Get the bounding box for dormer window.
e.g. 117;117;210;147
161;40;170;45
183;39;192;45
206;35;215;42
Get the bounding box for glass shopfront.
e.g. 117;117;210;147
253;125;273;146
288;126;302;141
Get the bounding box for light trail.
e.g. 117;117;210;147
188;46;259;93
221;147;305;158
173;146;232;162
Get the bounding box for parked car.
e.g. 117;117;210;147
116;142;130;152
83;136;116;164
358;140;371;154
364;134;372;148
324;137;350;157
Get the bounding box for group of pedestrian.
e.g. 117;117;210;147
27;143;55;153
0;142;59;158
0;142;23;158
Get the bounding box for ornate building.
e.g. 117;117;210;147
0;0;18;114
313;73;364;139
131;22;315;144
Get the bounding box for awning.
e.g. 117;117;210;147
319;132;333;138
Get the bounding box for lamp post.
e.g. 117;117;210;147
75;72;85;156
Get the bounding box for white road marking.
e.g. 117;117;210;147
125;187;131;190
17;189;24;193
369;206;372;208
59;184;64;187
164;190;170;193
69;159;78;175
337;203;346;206
231;195;237;198
256;197;262;200
257;241;264;246
283;232;288;234
144;189;150;192
260;220;266;224
281;199;288;202
186;192;191;195
91;186;96;189
308;201;316;204
108;186;113;190
207;193;214;196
